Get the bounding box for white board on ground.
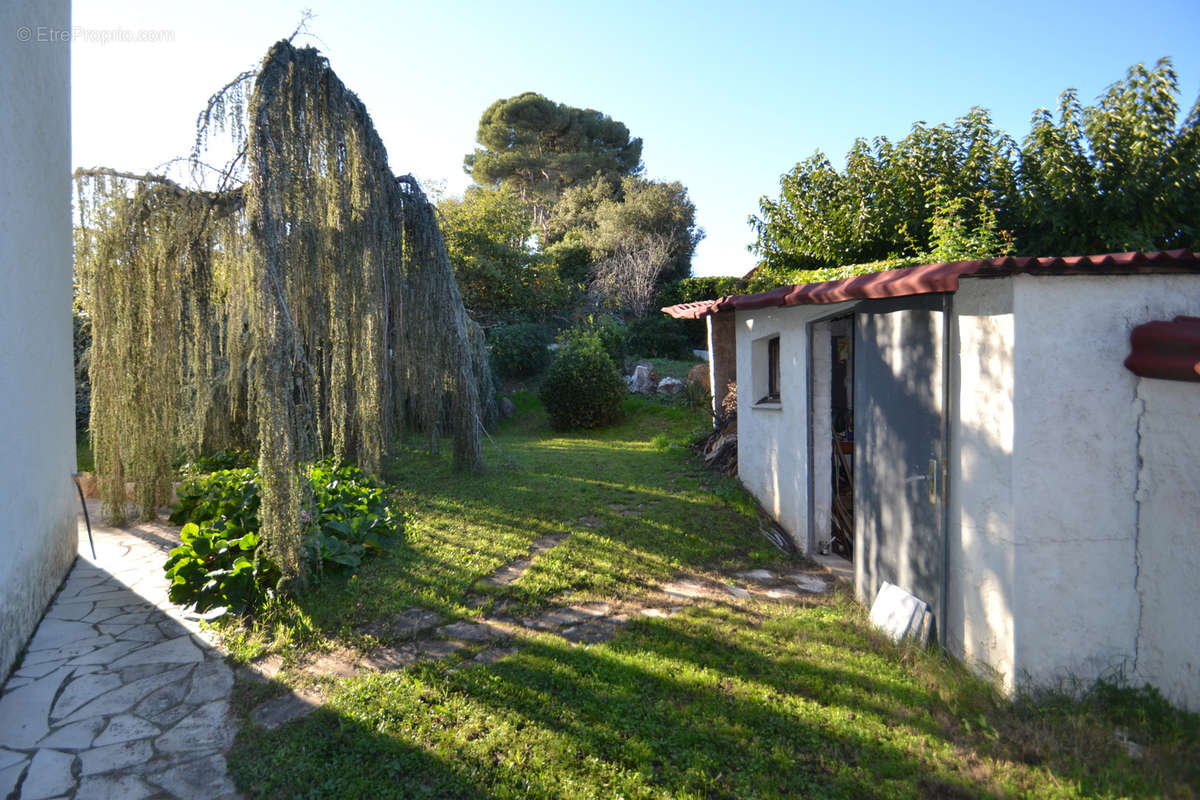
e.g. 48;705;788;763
869;581;931;644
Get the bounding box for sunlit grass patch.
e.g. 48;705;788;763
224;395;1200;799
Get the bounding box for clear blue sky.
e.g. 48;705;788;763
70;0;1200;276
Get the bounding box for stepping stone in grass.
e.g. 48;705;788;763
524;603;611;630
725;585;751;599
437;620;512;643
735;569;776;582
577;515;602;530
414;640;467;660
637;608;674;619
661;580;709;599
763;588;799;600
483;559;531;587
789;574;829;593
529;533;568;554
361;645;418;672
238;654;283;685
306;649;360;679
607;503;644;518
561;616;626;645
360;608;444;640
251;687;323;730
473;647;517;665
360;640;466;670
484;534;569;586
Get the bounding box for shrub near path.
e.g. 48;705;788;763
225;399;1199;799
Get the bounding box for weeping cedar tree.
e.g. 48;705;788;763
750;58;1200;271
75;41;494;589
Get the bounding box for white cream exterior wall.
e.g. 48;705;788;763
734;274;1199;707
0;0;77;680
735;302;857;553
1010;274;1200;707
947;278;1017;689
1134;378;1200;710
809;323;833;554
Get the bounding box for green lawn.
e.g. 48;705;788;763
222;397;1198;799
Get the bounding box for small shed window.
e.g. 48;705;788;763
752;333;782;407
766;336;781;401
753;335;782;402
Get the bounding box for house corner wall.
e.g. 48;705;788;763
1010;274;1200;702
0;0;77;680
708;312;737;417
947;278;1016;692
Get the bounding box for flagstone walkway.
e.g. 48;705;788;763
0;503;239;799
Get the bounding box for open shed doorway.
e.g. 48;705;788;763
810;314;854;566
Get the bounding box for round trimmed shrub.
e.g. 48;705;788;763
539;339;626;431
557;315;628;367
487;322;552;379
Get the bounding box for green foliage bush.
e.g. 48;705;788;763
627;315;690;359
487;322;552;379
750;59;1200;272
557;315;627;366
182;449;255;477
539;339;626;431
657;276;747;308
165;461;402;613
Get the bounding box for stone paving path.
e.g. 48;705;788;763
245;528;837;731
0;502;238;799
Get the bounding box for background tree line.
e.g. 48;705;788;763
439;91;704;324
747;58;1199;286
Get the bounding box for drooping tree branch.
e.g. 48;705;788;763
76;39;492;583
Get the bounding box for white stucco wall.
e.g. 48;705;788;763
810;322;833;553
947;278;1017;688
732;274;1200;706
1010;274;1200;704
735;302;857;553
0;0;77;680
1134;378;1200;710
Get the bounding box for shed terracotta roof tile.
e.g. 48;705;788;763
662;250;1200;319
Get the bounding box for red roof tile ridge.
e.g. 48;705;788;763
661;249;1199;319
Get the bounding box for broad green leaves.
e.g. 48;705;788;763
164;461;403;613
752;59;1199;272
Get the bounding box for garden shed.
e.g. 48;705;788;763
665;250;1200;709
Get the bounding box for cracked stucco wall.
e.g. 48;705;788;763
0;0;78;681
1132;378;1200;710
1010;274;1200;701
